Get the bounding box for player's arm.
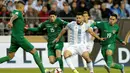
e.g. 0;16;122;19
26;22;45;32
124;31;130;43
8;14;18;28
53;22;70;43
90;21;103;29
116;29;126;45
87;28;104;41
60;18;69;27
53;27;68;43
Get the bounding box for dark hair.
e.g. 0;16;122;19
49;11;57;16
76;12;83;16
110;14;118;19
17;1;25;5
83;11;90;16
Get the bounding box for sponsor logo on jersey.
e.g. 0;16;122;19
54;24;57;27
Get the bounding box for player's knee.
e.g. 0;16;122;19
84;56;91;62
106;50;113;56
64;53;71;59
8;53;15;59
49;60;55;64
30;49;36;54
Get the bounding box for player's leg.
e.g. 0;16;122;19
82;42;94;70
64;47;79;73
47;44;57;64
105;44;124;73
82;51;94;73
106;50;123;69
20;38;45;73
0;37;18;63
101;46;110;73
55;42;64;70
82;57;87;70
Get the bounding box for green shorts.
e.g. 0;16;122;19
47;41;63;57
101;43;115;61
8;36;34;53
101;43;115;53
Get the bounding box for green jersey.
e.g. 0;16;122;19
92;21;123;45
12;10;25;37
28;18;68;43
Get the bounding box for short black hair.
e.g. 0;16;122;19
17;1;25;5
110;14;118;19
49;11;57;16
83;11;90;16
76;12;83;16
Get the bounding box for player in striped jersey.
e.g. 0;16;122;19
53;12;104;73
82;11;97;71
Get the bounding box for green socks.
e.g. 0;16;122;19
111;63;123;69
32;51;45;73
0;56;11;63
107;55;123;70
107;55;113;68
57;57;64;71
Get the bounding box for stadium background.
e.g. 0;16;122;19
0;0;130;73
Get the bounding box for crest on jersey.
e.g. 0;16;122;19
113;30;116;34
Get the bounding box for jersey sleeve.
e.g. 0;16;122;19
12;10;21;18
65;22;72;30
59;18;68;27
91;21;103;29
85;23;90;31
116;28;123;43
28;22;46;32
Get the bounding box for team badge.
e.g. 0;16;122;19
113;30;116;34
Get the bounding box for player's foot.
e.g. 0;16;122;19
84;67;87;70
90;71;94;73
73;69;79;73
45;69;54;73
121;64;125;73
104;65;110;73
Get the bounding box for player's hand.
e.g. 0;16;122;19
24;25;29;30
53;38;59;43
100;38;106;41
7;21;13;28
122;41;126;46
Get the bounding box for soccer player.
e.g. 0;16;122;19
0;1;45;73
82;11;96;70
25;11;68;72
53;12;104;73
91;14;126;73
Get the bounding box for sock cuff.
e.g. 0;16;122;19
33;51;38;56
57;57;62;60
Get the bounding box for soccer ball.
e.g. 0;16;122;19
54;68;62;73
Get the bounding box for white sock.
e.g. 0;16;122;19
87;61;94;72
65;57;75;70
82;57;87;68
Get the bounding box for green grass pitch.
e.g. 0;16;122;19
0;67;129;73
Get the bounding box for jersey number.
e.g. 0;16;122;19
107;33;112;38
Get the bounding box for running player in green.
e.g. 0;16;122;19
0;1;45;73
91;14;126;73
25;11;68;72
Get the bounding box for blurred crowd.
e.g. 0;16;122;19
0;0;130;35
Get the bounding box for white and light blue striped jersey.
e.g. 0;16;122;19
85;20;95;43
67;21;90;45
